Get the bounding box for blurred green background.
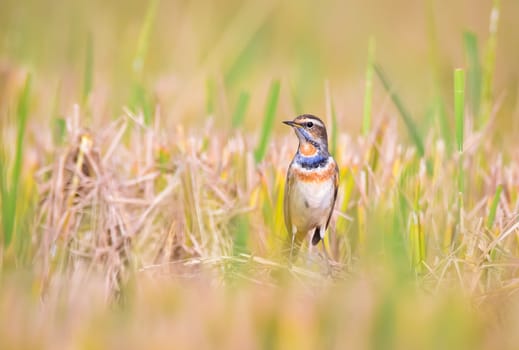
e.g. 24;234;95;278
1;0;518;135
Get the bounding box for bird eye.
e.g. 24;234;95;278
306;122;314;128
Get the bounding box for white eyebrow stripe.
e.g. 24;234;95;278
300;118;324;128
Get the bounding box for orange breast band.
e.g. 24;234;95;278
300;143;317;156
294;161;336;182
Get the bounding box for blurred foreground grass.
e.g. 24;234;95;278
1;0;519;348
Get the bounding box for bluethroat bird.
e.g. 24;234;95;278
283;114;339;260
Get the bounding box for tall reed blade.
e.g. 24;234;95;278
232;91;250;128
486;184;502;230
206;78;216;116
454;69;465;154
133;0;159;76
254;80;280;163
1;74;31;249
331;103;338;158
325;81;338;157
454;68;465;194
51;81;66;146
231;215;249;256
131;0;159;125
374;64;426;159
463;32;481;119
426;0;451;151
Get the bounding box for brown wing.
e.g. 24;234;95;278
283;162;293;236
325;160;339;230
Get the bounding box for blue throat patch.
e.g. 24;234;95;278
296;152;328;169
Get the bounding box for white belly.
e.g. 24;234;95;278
289;178;335;233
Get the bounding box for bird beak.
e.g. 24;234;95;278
283;120;299;127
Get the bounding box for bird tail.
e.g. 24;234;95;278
311;228;321;245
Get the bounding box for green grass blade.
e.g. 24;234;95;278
132;0;159;75
2;74;31;248
463;32;481;119
454;69;465;153
486;184;502;229
454;68;465;195
224;27;264;88
206;77;216;116
82;33;94;105
130;83;152;125
0;148;8;246
254;80;280;163
130;0;159;125
374;64;425;158
426;0;452;152
231;91;250;128
362;36;375;136
325;81;338;156
425;0;441;80
331;102;338;157
409;212;421;271
11;73;31;219
52;118;66;146
51;81;66;145
435;95;451;152
231;215;249;256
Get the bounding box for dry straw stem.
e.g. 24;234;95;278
27;93;519;301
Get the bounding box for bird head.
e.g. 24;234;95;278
283;114;329;153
